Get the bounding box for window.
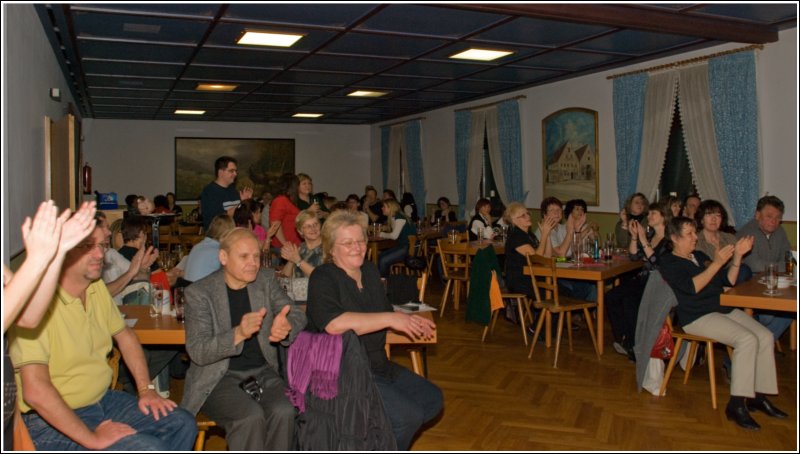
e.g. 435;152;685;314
659;101;697;201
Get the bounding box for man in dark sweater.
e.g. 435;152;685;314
200;156;253;231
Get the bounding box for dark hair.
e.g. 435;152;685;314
214;156;237;175
437;196;451;207
276;173;300;205
346;194;360;204
540;196;562;216
121;216;148;243
694;199;729;230
648;202;667;220
233;199;262;229
401;192;419;222
683;193;700;206
383;189;397;200
564;199;587;218
667;216;696;242
756;195;784;214
125;194;139;208
331;201;349;212
623;192;649;214
364;185;377;196
475;198;491;214
153;195;169;210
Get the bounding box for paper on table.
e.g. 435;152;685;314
393;302;437;314
125;319;138;328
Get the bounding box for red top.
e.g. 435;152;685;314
269;195;301;248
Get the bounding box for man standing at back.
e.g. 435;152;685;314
200;156;253;231
9;222;197;450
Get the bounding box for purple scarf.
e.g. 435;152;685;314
285;331;343;413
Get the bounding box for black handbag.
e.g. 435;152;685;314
404;240;427;271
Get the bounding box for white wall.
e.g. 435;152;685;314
83;119;371;204
2;4;78;259
372;28;798;221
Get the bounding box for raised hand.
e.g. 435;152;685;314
629;220;641;240
59;201;97;252
21;200;61;265
714;244;735;265
269;305;292;342
280;243;301;264
237;307;267;340
619;209;629;226
733;235;754;257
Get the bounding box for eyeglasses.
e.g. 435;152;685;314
302;222;321;230
75;242;110;253
515;212;531;219
336;239;367;249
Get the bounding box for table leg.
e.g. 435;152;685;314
370;242;379;265
596;279;604;355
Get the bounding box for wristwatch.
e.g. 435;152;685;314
138;384;156;395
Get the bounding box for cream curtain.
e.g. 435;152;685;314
635;71;678;202
677;64;733;221
484;107;509;204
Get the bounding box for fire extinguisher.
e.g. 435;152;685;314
82;162;92;194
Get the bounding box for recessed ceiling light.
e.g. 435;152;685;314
174;109;206;115
348;90;388;98
292;113;323;118
196;83;238;92
238;31;303;47
449;48;513;61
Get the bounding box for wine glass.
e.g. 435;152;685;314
149;283;163;317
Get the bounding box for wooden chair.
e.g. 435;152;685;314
659;315;733;409
385;273;430;377
194;412;218;451
157;224;178;252
108;347;122;390
437;238;470;317
483;290;533;346
389;234;424;276
527;254;599;368
13;407;36;450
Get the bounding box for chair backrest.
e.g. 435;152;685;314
406;234;418;255
437;238;470;280
108;347;122;390
525;254;561;305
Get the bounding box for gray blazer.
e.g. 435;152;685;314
181;268;307;415
633;270;677;391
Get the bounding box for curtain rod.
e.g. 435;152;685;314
454;95;527;112
607;44;763;80
381;116;426;128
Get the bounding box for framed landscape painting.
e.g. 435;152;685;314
175;137;295;201
541;108;599;205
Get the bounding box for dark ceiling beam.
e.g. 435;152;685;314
444;4;779;44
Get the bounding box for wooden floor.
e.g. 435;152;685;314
180;279;797;451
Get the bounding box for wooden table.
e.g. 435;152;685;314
466;240;505;256
386;311;437;377
525;257;643;355
367;236;396;264
119;305;185;344
721;274;796;350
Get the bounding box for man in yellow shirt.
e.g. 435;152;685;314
9;224;196;450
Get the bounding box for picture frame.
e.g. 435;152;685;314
541;107;599;205
175;137;295;201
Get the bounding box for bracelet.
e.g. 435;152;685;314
295;259;303;266
731;262;741;267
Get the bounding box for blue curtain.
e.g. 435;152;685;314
454;111;471;219
380;126;390;190
497;100;526;203
613;74;647;208
404;120;426;219
709;51;758;227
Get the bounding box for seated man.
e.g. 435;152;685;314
182;228;307;451
9;222;197;450
736;195;794;343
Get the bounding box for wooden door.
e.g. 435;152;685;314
45;113;77;210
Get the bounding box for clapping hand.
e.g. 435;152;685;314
59;201;97;252
734;235;754;258
269;305;292;342
21;201;61;266
238;307;267;340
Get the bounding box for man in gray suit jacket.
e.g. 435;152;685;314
182;228;306;450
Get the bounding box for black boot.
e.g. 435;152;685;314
725;397;760;431
747;394;788;419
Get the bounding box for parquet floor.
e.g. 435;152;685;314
183;279;797;451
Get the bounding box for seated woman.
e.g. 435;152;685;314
694;199;740;271
503;202;556;297
183;215;235;282
377;199;416;277
605;202;670;360
468;198;496;241
166;191;183;216
659;194;682;220
659;216;784;431
281;210;323;278
433;197;458;224
306;211;443;449
615;192;649;248
564;198;599;243
400;192;420;223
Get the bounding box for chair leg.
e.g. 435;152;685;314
566;312;573;352
553;312;565;368
194;430;207;451
583;308;600;359
660;337;684;397
705;340;717;409
683;341;698;384
439;280;453;317
482;310;499;343
528;309;547;359
516;297;529;346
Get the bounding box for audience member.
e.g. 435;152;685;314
306;211;442;449
183;228;306;450
281;210;323;278
504;202;555;297
433;197;458;224
682;193;701;218
269;173;302;249
346;194;370;227
166;192;183;216
9;222;196;450
183;215;236;282
200;156;253;231
377;199;416;277
362;185;385;224
468;198;496;241
615;193;649;248
400;192;420;223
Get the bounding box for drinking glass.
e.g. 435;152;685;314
173;287;186;323
149;283;163;318
784;251;794;278
477;227;484;244
572;231;583;266
763;263;780;296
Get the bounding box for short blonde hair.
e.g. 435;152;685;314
219;227;258;252
295;209;318;233
206;214;235;240
503;202;528;225
320;211;366;263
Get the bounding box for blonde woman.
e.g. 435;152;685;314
377;199;415;277
503;202;556;297
281;210;323;278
